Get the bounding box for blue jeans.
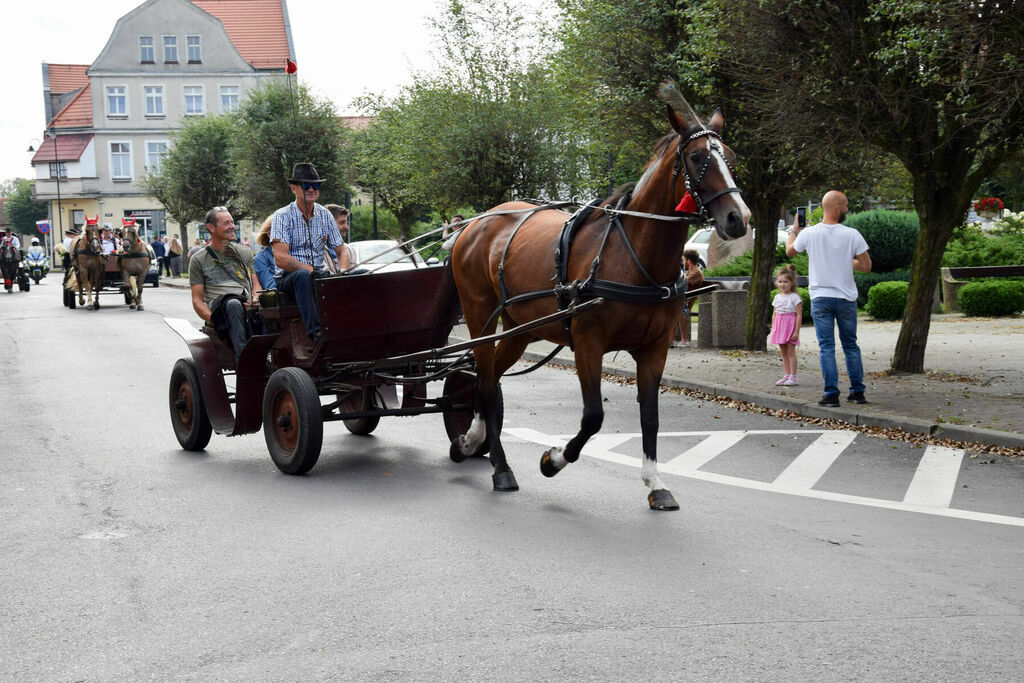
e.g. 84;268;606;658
276;270;320;339
810;297;865;397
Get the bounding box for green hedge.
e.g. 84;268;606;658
853;270;911;307
845;210;919;273
865;280;908;320
770;287;812;324
958;280;1024;317
941;226;1024;267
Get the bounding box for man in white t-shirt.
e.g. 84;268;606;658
786;190;872;407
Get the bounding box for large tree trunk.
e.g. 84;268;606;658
745;202;782;351
890;199;959;372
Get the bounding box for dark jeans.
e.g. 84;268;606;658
160;256;170;276
276;270;319;339
810;297;865;398
219;297;248;358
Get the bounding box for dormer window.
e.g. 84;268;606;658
187;35;201;63
163;36;178;63
140;36;154;63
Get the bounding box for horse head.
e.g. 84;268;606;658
666;107;750;240
83;222;102;254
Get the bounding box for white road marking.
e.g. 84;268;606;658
903;445;965;508
504;428;1021;528
772;431;857;492
661;431;747;475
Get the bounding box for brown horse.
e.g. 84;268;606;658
71;217;105;310
450;104;750;510
118;219;150;310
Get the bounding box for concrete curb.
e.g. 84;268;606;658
159;278;190;290
519;347;1024;449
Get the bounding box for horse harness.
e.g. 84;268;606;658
672;128;743;221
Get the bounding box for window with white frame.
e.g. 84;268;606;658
163;36;178;63
187;35;201;63
184;86;204;115
144;86;164;116
49;162;68;179
110;142;132;179
140;36;154;63
106;86;127;116
146;141;168;174
220;85;239;113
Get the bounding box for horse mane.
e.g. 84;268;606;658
606;182;636;207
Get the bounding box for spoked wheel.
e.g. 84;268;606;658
341;387;381;436
168;358;213;451
263;367;323;475
442;370;503;458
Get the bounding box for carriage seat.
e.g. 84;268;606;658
258;289;300;322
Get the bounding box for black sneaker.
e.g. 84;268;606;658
817;395;840;407
847;391;868;404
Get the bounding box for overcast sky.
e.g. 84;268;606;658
1;0;536;183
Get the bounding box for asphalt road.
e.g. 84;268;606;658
2;279;1023;680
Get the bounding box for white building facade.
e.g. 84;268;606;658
32;0;293;241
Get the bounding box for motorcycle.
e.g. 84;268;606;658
25;250;49;284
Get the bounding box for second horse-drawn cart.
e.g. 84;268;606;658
165;263;598;474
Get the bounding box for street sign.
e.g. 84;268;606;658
36;219;50;234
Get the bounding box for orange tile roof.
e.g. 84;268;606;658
49;84;93;129
47;63;89;95
191;0;291;70
31;133;94;164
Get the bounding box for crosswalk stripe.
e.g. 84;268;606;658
903;445;965;507
772;430;857;492
660;431;747;475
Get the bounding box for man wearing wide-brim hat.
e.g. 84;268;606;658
60;226;81;279
269;162;350;342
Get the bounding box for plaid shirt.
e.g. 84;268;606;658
270;201;342;278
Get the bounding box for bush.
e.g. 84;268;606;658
958;280;1024;317
942;224;1024;266
845;210;919;273
853;270;911;307
703;245;808;277
865;280;909;320
770;287;812;324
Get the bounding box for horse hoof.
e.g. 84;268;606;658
129;304;136;310
137;305;144;311
492;470;519;491
449;441;468;463
648;489;680;511
540;450;561;478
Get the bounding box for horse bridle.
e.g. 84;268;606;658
671;128;742;222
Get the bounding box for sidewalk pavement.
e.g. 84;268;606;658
160;275;1023;453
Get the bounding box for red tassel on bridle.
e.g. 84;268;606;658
675;191;698;214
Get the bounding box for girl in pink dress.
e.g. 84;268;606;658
770;265;802;386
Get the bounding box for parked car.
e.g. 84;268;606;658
145;243;160;286
348;240;434;273
684;227;788;267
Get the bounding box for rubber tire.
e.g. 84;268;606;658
169;358;213;451
62;288;69;307
442;371;503;457
263;367;323;475
68;291;76;309
342;388;381;436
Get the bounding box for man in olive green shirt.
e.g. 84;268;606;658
189;207;262;358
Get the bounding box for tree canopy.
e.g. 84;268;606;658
2;179;48;234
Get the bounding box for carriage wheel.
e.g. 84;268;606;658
124;289;132;305
442;370;503;457
263;367;323;475
341;387;381;436
169;358;213;451
62;288;68;307
68;290;76;309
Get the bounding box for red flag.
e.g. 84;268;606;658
286;59;297;74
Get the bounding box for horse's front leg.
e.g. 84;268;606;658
540;339;604;477
456;341;518;491
634;346;678;511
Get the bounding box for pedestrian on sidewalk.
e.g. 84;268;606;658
786;190;872;407
160;236;171;276
671;249;704;347
770;264;802;386
168;234;183;277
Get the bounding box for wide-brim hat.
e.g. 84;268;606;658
288;162;326;185
68;227;81;235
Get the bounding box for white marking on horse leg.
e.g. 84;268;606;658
455;412;487;455
544;446;568;471
641;455;667;492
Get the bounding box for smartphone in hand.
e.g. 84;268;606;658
796;206;807;228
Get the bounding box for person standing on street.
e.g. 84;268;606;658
189;207;262;359
168;233;183;277
151;235;166;276
786;190;872;407
271;163;349;342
